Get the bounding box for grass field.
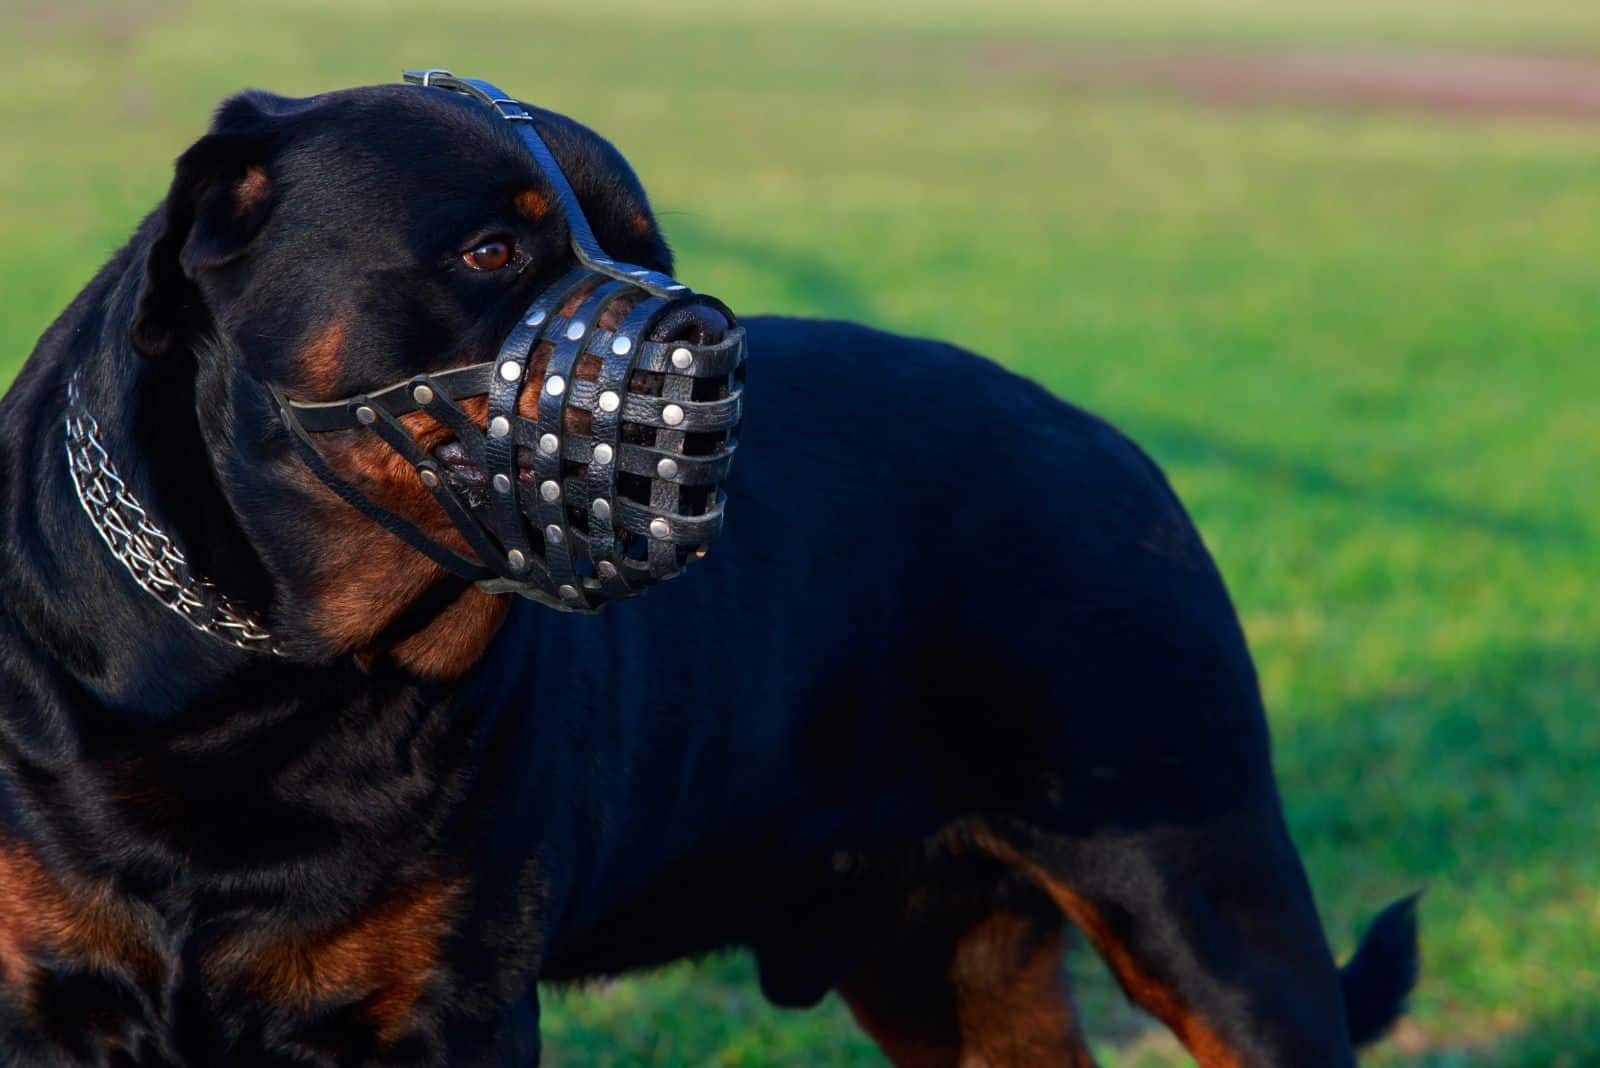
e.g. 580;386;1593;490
2;1;1597;1064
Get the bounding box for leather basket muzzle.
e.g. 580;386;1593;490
270;71;746;614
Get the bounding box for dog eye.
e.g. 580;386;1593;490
461;238;515;272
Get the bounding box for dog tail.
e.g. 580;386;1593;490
1339;893;1422;1047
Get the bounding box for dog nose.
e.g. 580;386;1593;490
648;302;729;347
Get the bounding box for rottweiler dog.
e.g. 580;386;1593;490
0;78;1417;1066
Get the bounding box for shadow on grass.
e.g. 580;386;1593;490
1125;415;1591;548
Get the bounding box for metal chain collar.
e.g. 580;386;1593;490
64;372;282;656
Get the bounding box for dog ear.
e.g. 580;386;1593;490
130;92;287;362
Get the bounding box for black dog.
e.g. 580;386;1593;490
0;79;1417;1066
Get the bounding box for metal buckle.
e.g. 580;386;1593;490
409;67;454;87
489;97;532;121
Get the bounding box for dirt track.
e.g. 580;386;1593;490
976;46;1600;121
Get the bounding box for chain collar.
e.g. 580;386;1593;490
64;372;283;656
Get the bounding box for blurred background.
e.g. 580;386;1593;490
2;1;1596;1064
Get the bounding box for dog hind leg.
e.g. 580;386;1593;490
834;869;1100;1068
973;806;1362;1068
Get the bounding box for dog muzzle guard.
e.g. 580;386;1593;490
272;70;746;614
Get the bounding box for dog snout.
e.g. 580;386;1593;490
648;303;729;347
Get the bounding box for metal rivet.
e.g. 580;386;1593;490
418;468;440;489
507;548;527;571
411;384;435;405
525;310;547;327
671;347;693;370
591;498;611;521
488;415;511;438
662;404;684;426
611;336;632;356
598;390;620;413
546;524;564;543
538;432;559;454
649;517;671;539
499;361;522;382
540;479;561;501
355;405;377;425
598;560;619;579
545;375;566;396
493;473;513;494
656;457;679;480
558;583;580;600
565;321;586;341
591;443;614;465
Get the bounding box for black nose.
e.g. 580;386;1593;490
648;302;729;347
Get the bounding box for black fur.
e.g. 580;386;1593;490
0;83;1418;1066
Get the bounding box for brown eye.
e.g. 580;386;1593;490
462;239;514;271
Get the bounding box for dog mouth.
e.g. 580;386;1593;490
431;440;541;501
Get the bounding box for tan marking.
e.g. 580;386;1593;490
0;842;161;1009
628;211;653;237
970;829;1243;1068
951;913;1098;1067
389;586;511;678
838;898;1097;1066
235;165;271;216
514;188;551;221
294;312;350;399
208;878;459;1043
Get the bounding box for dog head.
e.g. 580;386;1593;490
127;81;738;676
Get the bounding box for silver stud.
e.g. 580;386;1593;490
499;360;522;382
611;336;632;356
598;560;619;579
558;583;580;600
565;321;586;341
662;404;684;426
507;548;527;571
538;432;559;454
591;443;614;465
591;498;611;521
670;346;693;370
656;457;679;480
411;384;435;406
488;415;511;438
649;517;672;539
545;524;564;543
540;479;561;501
355;405;377;425
525;309;547;327
418;468;440;489
598;390;620;413
545;375;566;396
493;473;513;494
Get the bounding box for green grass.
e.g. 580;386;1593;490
3;1;1598;1063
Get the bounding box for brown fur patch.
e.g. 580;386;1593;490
294;312;350;400
235;165;271;216
514;188;551;221
970;831;1242;1068
0;842;160;1008
950;913;1098;1067
389;585;511;678
838;903;1096;1067
628;211;653;237
208;878;460;1042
